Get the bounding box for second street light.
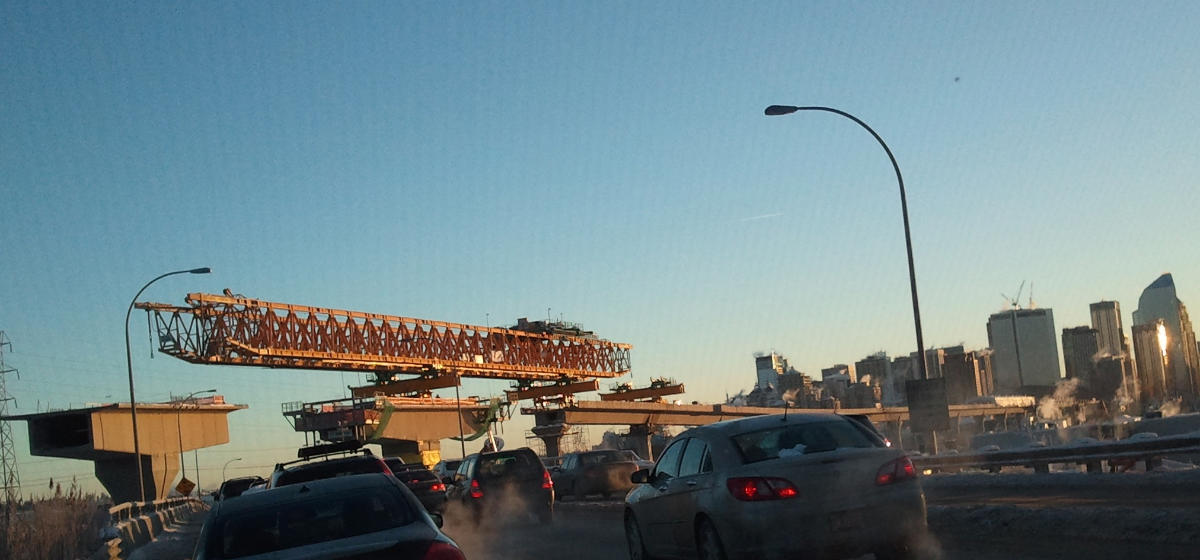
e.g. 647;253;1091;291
765;105;947;451
125;267;211;502
175;389;216;496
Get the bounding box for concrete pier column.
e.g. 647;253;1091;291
95;453;180;503
531;423;570;458
627;424;654;462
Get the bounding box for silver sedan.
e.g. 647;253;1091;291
624;413;927;560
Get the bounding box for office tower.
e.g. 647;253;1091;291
1132;273;1200;399
986;308;1063;393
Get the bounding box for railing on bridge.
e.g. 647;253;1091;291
913;432;1200;474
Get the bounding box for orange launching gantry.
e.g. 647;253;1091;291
135;292;632;385
136;291;637;463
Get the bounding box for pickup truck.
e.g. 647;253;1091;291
550;449;639;500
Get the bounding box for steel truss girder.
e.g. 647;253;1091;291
137;293;632;381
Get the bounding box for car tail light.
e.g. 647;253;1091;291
875;456;917;486
726;477;799;501
469;479;483;499
541;470;554;489
430;481;446;492
422;541;466;560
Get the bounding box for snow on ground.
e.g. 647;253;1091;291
921;466;1200;490
927;504;1200;546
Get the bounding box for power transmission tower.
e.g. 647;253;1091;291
0;332;21;510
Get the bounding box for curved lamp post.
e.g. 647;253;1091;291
764;105;928;380
175;389;216;496
125;267;211;501
222;457;242;482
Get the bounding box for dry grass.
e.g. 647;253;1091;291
1;484;110;560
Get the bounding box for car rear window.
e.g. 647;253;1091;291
401;469;437;483
208;487;417;559
731;419;882;463
275;458;387;486
581;450;624;465
476;452;541;479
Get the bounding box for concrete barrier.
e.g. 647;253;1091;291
99;499;206;560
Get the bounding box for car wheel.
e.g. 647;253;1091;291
696;518;728;560
625;512;654;560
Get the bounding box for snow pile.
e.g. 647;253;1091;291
922;468;1200;491
927;504;1200;545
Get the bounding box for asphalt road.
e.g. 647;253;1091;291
132;496;1199;560
444;501;1198;560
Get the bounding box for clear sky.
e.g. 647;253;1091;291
3;2;1199;497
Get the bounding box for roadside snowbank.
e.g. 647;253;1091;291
928;504;1200;545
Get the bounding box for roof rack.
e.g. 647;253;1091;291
274;441;371;471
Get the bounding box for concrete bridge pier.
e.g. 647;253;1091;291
627;424;654;462
531;423;570;458
95;453;181;502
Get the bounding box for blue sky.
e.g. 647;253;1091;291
3;2;1199;496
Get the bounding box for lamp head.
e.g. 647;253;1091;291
189;267;212;274
764;105;800;116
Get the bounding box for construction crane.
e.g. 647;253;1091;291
136;292;633;386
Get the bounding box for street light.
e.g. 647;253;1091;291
222;457;242;482
125;267;211;502
175;389;216;496
764;106;928;380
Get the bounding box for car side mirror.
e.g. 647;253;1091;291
429;512;444;529
631;469;650;484
441;476;454;485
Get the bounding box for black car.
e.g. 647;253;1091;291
270;449;393;488
447;447;554;524
393;466;449;515
193;473;464;560
215;476;265;502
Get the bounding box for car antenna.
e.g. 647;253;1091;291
782;399;789;422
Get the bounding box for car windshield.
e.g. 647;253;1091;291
207;488;416;559
732;420;882;463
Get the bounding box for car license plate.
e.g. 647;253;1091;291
829;509;865;532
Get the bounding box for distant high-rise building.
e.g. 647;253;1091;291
976;349;996;396
1062;326;1100;386
986;308;1063;393
1094;354;1136;406
1090;301;1128;357
883;355;912;406
910;348;946;379
1132;273;1200;399
755;352;789;390
821;364;856;384
1132;320;1170;403
942;346;987;404
853;353;890;385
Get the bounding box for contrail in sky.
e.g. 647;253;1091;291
739;212;784;222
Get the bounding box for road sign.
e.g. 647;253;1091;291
905;378;950;433
175;477;195;497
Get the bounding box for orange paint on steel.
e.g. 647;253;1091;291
136;292;632;381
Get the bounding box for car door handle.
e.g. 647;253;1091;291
685;480;698;487
655;485;668;492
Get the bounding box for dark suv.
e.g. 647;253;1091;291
270;449;393;488
447;447;554;524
